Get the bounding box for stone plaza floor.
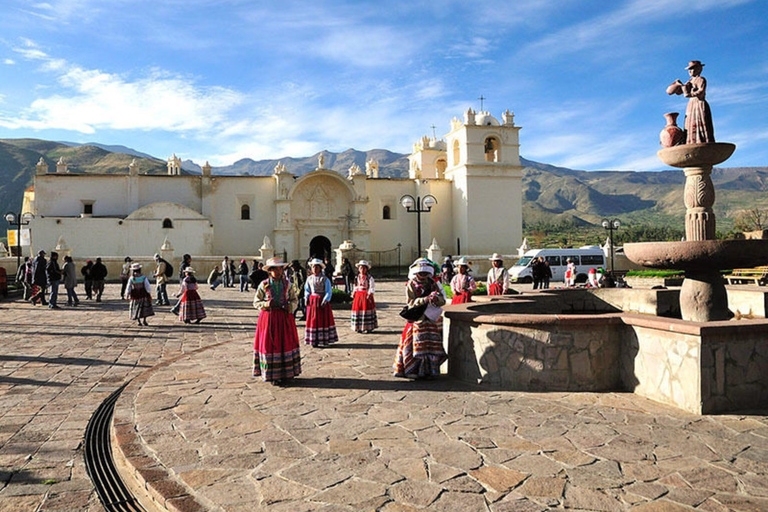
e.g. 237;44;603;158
1;281;767;511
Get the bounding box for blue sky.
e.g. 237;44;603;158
0;0;766;171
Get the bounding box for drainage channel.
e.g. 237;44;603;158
84;383;146;512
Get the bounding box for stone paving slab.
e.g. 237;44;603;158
116;282;768;511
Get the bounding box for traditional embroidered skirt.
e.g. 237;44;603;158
451;291;472;305
350;291;378;332
488;283;504;296
304;294;338;346
180;289;206;322
129;288;155;320
393;317;446;378
253;308;301;382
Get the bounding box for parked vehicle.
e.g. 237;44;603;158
510;247;606;283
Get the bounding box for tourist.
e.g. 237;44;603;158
252;257;301;386
62;255;80;306
81;259;94;299
440;256;455;285
350;260;378;333
450;257;477;304
249;261;268;289
287;260;306;320
175;267;206;324
170;254;191;315
486;253;509;295
30;250;48;306
393;258;447;379
153;254;170;306
46;251;62;309
238;259;250;292
124;263;154;326
323;257;334;281
542;257;552;289
531;257;543;290
228;259;237;287
565;258;576;287
304;258;338;348
208;265;222;290
341;257;355;295
221;256;231;287
91;257;108;301
16;257;32;301
120;257;133;299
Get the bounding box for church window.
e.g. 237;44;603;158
452;140;460;166
382;205;391;220
162;218;174;229
241;204;250;220
436;158;447;179
484;137;500;162
83;203;93;215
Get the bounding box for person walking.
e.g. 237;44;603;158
120;257;133;299
153;254;170;305
30;250;49;305
393;258;447;380
486;253;509;296
16;257;32;301
91;257;108;301
124;263;154;326
81;260;94;300
176;267;206;324
62;255;80;306
304;258;338;348
531;257;542;290
228;259;237;288
542;257;552;289
450;257;477;304
46;251;62;309
350;260;378;333
171;254;191;315
252;257;301;386
341;257;355;295
238;259;250;292
208;265;222;290
221;256;231;287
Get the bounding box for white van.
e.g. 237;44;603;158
509;247;606;284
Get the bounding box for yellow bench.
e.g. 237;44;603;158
725;267;768;286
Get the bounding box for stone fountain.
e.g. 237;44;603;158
624;61;768;322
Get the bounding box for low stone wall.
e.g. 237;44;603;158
727;286;768;318
444;289;768;414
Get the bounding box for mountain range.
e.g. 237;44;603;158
1;138;766;236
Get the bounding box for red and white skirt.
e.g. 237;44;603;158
350;291;378;332
304;294;338;347
393;317;446;378
451;291;472;305
488;283;504;296
253;308;301;382
180;289;206;321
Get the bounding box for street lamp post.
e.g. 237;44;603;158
4;211;34;282
601;218;621;275
400;194;437;258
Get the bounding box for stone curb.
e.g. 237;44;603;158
111;338;237;512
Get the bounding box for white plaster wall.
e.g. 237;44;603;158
34;175;132;217
209;176;275;256
364;179;414;253
464;174;522;254
139;176;202;213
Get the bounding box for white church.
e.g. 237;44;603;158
23;108;523;265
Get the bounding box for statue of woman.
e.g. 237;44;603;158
668;60;715;144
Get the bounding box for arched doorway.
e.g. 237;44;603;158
309;236;332;261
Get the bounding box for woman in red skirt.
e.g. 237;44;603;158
304;258;338;348
450;257;477;304
253;257;301;386
350;260;378;333
486;253;509;296
176;267;206;323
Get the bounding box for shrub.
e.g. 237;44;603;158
331;288;351;303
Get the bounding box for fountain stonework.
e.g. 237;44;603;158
443;61;768;414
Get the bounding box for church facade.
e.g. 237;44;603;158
24;108;523;263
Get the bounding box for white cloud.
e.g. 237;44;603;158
3;59;15;65
710;82;768;106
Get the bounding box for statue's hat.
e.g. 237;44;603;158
685;60;704;70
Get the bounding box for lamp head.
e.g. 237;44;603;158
400;195;415;209
613;219;621;229
5;212;15;223
601;219;609;229
21;212;34;223
422;195;437;209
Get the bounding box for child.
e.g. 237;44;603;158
176;267;206;324
304;258;338;348
450;257;477;304
350;260;378;333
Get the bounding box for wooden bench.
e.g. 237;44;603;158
725;267;768;286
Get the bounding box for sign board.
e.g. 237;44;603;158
7;229;31;246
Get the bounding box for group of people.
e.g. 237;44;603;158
17;251;109;308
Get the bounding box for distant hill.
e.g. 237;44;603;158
1;138;766;235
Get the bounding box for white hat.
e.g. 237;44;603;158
489;253;503;261
184;267;196;274
130;262;142;270
455;256;471;267
264;257;289;270
356;260;371;268
308;258;325;269
409;258;434;276
154;253;160;259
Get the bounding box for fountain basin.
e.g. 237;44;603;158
624;240;768;271
657;142;736;168
444;290;768;414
